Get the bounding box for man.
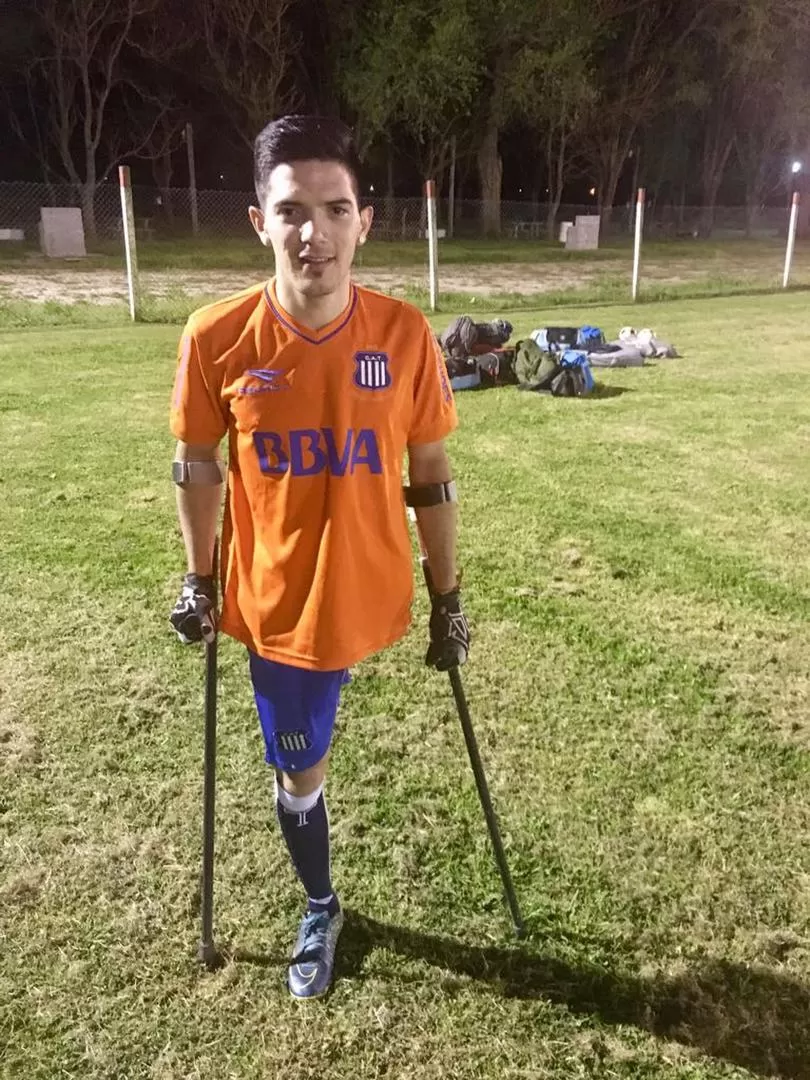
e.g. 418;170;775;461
168;115;469;1000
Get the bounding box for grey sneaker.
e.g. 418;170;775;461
287;907;344;1000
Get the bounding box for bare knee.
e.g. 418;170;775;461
276;751;329;798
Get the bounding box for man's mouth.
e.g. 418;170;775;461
299;254;333;266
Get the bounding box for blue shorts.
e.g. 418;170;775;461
248;652;350;772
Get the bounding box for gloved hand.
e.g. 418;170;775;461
426;585;470;670
169;573;217;644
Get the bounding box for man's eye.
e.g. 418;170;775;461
331;206;349;217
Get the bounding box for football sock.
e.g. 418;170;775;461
275;781;339;916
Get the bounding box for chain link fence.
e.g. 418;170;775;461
0;181;794;248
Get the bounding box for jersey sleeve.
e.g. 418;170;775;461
407;317;458;445
169;322;228;445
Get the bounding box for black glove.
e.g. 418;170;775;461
169;573;217;644
426;586;470;671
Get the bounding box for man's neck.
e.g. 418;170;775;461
273;278;352;331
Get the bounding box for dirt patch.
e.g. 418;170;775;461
2;249;807;305
0;262;616;304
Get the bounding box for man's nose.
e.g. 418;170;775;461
300;213;327;243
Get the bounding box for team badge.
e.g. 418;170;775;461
276;730;312;753
353;351;392;391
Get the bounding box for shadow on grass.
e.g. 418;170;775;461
515;384;634;399
309;911;808;1079
589;383;634;399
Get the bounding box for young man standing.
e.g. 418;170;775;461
168;115;469;999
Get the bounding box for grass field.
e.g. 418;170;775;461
1;292;809;1079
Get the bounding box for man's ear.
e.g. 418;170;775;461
248;205;270;246
358;204;374;245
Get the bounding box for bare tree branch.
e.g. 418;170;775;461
199;0;301;148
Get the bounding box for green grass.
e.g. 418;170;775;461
1;294;809;1079
2;279;810;332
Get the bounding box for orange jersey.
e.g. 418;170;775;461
170;280;457;670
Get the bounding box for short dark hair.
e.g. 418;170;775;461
253;115;363;205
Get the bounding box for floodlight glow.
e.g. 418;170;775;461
791;161;802;174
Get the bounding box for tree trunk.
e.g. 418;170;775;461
476;119;502;237
545;128;566;242
448;135;456;240
678;181;687;233
699;164;729;237
744;196;760;238
385;141;395;240
599;168;622;231
596;135;626;231
153;150;175;228
629;147;640;232
797;145;810;239
700;130;734;238
81;164;98;246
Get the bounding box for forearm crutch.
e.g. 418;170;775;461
410;513;525;938
198;540;221;969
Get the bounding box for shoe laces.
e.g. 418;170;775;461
301;910;331;952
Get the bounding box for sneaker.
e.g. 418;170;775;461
287;907;344;1000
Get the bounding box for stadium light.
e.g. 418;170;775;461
791;161;802;174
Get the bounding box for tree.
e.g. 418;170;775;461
198;0;301;149
731;2;791;235
581;0;704;225
469;0;612;236
341;0;480;181
26;0;167;242
507;7;598;239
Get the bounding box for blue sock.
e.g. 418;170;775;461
275;784;340;916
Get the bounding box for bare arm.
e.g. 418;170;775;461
174;440;224;576
407;439;458;594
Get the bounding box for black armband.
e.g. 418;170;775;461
403;481;458;508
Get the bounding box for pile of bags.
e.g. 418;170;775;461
439;315;515;390
513;335;595;396
437;315;679;396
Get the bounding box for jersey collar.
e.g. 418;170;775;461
264;280;358;346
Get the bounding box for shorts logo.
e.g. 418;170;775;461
353;352;392;390
238;369;289;394
276;730;312;753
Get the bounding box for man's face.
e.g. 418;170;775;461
249;159;373;301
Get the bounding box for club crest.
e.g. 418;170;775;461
353;351;392;390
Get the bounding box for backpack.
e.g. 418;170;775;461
441;315;514;357
577;325;605;349
555;349;595;395
530;326;580;352
514;339;559;390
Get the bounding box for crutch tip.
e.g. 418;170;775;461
198;941;224;970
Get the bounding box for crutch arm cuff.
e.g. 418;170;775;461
403;480;457;507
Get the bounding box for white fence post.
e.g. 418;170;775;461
631;187;645;301
783;192;800;289
118;165;141;321
425;179;439;312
